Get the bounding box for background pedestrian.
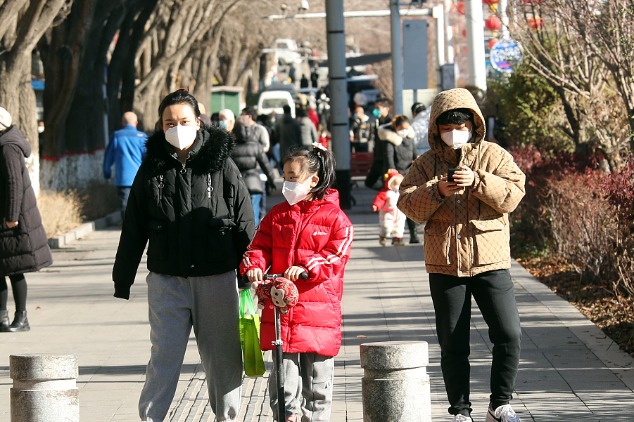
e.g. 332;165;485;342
103;111;148;220
0;106;52;333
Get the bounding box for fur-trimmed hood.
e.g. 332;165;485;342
377;123;415;147
144;124;234;176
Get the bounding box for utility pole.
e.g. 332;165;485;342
390;0;404;115
465;0;487;92
500;0;510;40
325;0;351;209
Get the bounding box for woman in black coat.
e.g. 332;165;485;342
231;115;276;223
112;90;255;420
0;107;52;332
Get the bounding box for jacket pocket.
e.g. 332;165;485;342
424;222;451;266
207;218;236;262
147;221;168;261
471;218;508;266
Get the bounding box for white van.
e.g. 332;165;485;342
257;90;296;118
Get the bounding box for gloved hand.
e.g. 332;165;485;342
266;180;277;195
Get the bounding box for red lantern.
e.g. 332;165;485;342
484;15;502;31
527;16;543;29
483;0;499;4
487;38;498;49
456;1;465;15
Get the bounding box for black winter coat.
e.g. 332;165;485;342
0;126;52;275
112;125;255;299
231;123;276;194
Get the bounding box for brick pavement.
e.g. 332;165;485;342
0;185;632;421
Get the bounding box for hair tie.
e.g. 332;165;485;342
312;142;327;152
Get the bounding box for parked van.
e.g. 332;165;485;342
257;90;296;118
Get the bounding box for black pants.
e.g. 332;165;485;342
429;269;521;417
406;217;419;241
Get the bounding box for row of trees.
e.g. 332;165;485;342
0;0;306;190
493;0;634;170
490;1;634;323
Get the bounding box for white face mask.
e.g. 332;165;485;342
397;129;409;138
282;180;311;205
165;125;198;150
440;129;472;149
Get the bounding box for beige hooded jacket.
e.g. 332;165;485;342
397;88;525;277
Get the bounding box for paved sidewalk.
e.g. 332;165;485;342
1;185;633;421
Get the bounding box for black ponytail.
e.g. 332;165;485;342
283;144;336;200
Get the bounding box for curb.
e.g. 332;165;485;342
48;211;122;249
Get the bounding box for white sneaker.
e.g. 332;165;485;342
486;404;521;422
452;415;473;422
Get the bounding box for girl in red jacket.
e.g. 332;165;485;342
241;144;353;422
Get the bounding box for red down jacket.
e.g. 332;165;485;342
240;189;353;356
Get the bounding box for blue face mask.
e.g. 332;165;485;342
218;120;228;130
372;108;381;118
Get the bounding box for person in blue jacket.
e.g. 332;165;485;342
103;112;148;219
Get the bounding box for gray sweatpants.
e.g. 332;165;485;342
139;271;242;421
269;352;335;422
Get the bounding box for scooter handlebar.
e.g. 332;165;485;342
239;271;308;289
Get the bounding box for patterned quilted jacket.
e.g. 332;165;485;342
397;88;525;277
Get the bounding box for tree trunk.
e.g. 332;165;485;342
0;0;72;195
39;0;110;190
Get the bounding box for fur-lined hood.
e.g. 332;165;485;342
144;124;234;176
377;123;415;147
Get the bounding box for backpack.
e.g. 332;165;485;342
353;117;372;143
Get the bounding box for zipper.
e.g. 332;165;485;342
207;173;212;198
157;175;164;201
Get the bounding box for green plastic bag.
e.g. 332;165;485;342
239;289;265;377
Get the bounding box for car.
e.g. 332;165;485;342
257;90;296;118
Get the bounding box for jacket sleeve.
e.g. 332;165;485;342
299;212;353;284
310;122;318;144
255;146;276;184
112;165;150;299
258;126;270;153
384;142;396;171
397;156;445;223
0;144;24;222
240;212;273;275
140;132;148;160
470;149;526;214
229;162;256;267
372;190;387;210
103;135;115;180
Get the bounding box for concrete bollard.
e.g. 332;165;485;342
10;354;79;422
360;341;431;422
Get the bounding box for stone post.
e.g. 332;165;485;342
10;354;79;422
360;341;431;422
